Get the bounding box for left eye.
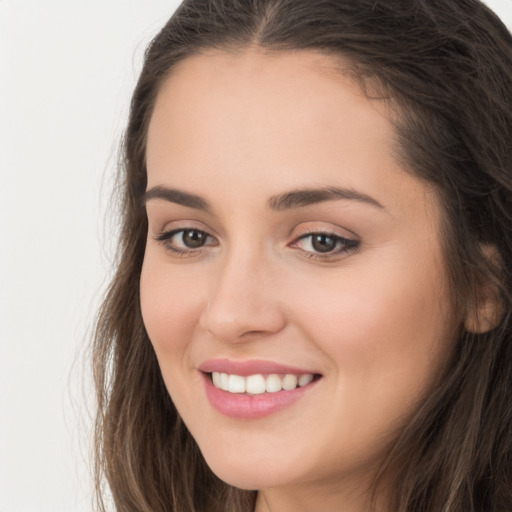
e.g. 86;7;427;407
156;228;218;252
293;232;359;255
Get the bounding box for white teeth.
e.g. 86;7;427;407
298;374;314;387
246;374;266;395
228;374;246;393
281;374;298;391
220;372;229;391
266;374;282;393
211;372;315;394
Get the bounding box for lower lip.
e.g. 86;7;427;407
202;373;319;419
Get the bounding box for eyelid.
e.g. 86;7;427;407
152;218;213;234
153;222;219;257
156;227;217;244
151;220;359;260
288;223;360;260
291;222;358;241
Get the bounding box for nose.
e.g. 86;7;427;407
199;248;287;343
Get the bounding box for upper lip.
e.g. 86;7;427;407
198;358;320;376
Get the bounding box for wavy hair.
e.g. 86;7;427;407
93;1;512;510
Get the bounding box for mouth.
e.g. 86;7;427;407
198;359;323;419
209;371;321;394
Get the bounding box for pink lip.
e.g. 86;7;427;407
198;358;318;376
198;359;321;420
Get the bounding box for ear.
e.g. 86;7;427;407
464;245;504;334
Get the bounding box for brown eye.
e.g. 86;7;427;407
181;229;208;248
156;228;218;255
291;231;360;259
311;234;337;253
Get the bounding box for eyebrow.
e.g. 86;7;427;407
143;185;384;212
268;187;384;211
143;186;211;212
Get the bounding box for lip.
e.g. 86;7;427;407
198;358;318;376
198;359;322;419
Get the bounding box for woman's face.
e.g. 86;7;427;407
141;50;459;503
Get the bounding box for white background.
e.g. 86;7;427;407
0;1;511;511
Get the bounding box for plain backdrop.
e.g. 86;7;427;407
0;1;511;511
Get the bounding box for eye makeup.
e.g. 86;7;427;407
154;224;360;262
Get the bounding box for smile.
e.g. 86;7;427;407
198;359;322;419
211;372;315;394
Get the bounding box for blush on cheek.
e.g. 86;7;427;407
298;273;451;372
140;274;204;364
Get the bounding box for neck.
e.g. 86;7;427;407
253;473;390;512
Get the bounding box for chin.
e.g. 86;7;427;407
198;442;304;490
207;460;291;490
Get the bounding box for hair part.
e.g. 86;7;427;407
93;1;512;510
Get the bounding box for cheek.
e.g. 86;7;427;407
139;255;210;422
288;260;456;409
139;254;204;361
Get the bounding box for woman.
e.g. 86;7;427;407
93;0;512;510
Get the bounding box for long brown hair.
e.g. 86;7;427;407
93;1;512;510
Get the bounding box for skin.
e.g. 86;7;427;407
140;49;461;512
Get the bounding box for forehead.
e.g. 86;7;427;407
146;49;435;219
147;49;393;152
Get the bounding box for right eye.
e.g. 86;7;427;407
155;228;218;255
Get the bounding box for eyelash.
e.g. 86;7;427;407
291;232;360;260
155;228;360;260
155;228;218;257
